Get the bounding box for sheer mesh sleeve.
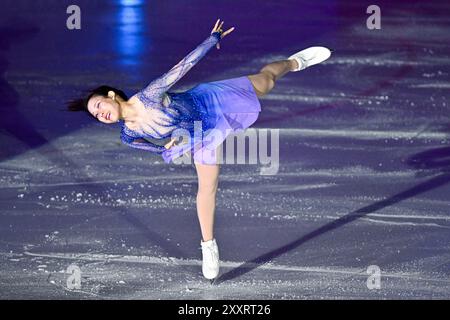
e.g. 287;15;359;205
121;131;166;154
137;32;221;104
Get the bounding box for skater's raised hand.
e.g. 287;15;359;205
211;19;234;50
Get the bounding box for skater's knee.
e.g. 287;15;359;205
198;174;218;192
261;71;275;95
249;71;274;96
197;177;219;195
197;183;218;196
195;162;220;195
259;69;276;83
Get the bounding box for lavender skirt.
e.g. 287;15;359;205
162;76;261;165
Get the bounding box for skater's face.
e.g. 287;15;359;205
87;93;120;124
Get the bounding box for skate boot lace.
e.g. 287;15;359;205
201;244;218;265
298;55;308;68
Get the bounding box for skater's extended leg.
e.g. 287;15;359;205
247;47;332;97
195;162;220;242
247;59;298;97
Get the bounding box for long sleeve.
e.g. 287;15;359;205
137;32;221;104
121;130;166;154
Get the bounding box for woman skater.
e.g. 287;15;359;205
67;19;331;280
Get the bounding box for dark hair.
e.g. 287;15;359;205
66;85;128;115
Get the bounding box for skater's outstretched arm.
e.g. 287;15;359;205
137;19;234;104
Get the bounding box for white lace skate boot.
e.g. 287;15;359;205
200;238;220;279
288;46;332;72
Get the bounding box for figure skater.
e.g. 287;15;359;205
67;19;331;280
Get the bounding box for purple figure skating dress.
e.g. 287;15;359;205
120;32;261;164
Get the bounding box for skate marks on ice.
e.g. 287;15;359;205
0;131;190;261
20;250;450;299
215;172;450;284
0;123;448;189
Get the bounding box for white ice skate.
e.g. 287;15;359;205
200;238;220;279
288;46;332;72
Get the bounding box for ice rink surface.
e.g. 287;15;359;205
0;0;449;299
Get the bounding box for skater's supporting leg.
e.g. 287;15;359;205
195;162;220;242
247;59;298;97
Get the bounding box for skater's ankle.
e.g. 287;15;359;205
288;59;299;71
